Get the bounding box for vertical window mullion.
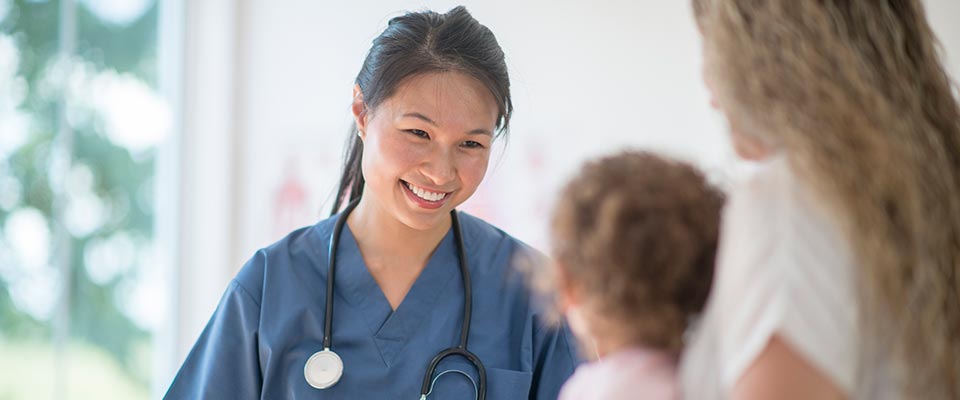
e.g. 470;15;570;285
52;0;77;398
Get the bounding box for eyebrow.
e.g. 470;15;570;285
402;112;493;136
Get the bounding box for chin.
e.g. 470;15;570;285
730;129;772;161
397;211;450;231
397;198;459;227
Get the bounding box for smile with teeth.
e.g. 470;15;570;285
403;181;449;202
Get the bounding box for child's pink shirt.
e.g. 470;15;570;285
559;347;679;400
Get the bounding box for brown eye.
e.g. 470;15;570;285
405;129;429;139
462;140;485;149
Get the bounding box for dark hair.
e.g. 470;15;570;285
550;150;724;354
331;6;513;215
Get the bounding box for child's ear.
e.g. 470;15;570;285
552;262;581;313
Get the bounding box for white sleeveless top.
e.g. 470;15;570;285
680;155;897;399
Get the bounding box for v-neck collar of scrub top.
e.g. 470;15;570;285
332;223;461;367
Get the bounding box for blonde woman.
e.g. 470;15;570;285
682;1;960;399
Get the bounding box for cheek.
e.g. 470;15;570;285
456;153;489;190
364;133;425;180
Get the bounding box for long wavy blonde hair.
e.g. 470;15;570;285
693;0;960;398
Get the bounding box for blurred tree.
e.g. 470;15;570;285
1;0;161;397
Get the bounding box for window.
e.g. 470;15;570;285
0;0;172;398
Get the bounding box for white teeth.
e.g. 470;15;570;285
405;182;448;202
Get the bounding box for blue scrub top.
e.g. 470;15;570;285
165;211;580;399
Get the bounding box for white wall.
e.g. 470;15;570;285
232;0;728;264
168;0;960;383
231;0;960;261
929;0;960;74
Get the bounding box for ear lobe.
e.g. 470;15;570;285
552;262;580;313
351;85;368;137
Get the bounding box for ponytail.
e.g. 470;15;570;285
330;123;364;216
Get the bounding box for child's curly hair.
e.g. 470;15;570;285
550;150;724;354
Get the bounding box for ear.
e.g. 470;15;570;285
351;84;368;139
552;262;580;313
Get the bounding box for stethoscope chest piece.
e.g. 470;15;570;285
304;348;343;389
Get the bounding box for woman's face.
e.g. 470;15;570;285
353;71;499;231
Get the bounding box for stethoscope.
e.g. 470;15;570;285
304;199;487;399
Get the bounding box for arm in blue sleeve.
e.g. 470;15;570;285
530;317;582;400
164;279;263;399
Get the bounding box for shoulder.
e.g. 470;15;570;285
233;215;340;306
455;211;567;322
455;211;551;315
456;211;528;250
456;211;546;274
719;154;856;286
722;156;792;239
705;155;860;394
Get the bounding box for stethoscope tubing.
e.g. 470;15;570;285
323;198;357;350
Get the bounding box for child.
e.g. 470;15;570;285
547;150;723;399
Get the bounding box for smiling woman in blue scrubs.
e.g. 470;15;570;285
164;6;579;399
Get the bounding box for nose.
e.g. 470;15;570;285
420;146;457;186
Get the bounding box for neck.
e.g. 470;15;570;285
345;195;452;267
579;312;644;360
593;333;637;359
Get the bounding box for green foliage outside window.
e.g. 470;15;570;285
1;0;164;398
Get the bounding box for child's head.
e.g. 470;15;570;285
549;150;724;356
